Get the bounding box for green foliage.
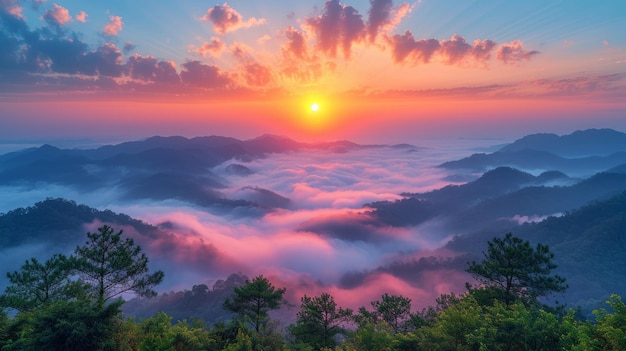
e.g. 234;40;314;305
1;254;85;312
73;225;164;306
346;323;394;351
290;292;353;350
582;294;626;350
370;293;413;333
223;275;286;333
467;232;567;305
223;329;253;351
418;295;483;351
0;198;156;248
3;299;124;351
473;301;552;351
123;273;248;325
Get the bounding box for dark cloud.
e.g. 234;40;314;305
180;60;233;89
123;41;136;55
86;43;123;77
298;212;392;243
126;54;180;84
306;0;365;58
0;10;122;79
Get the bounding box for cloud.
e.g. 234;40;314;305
0;0;24;18
31;0;47;10
282;26;307;59
200;3;265;35
103;15;123;36
306;0;365;58
75;10;87;23
123;41;136;55
366;0;414;43
439;34;497;65
257;34;271;44
189;37;224;58
496;39;539;64
241;62;273;87
530;73;626;97
389;31;529;67
180;60;233;88
389;30;440;64
367;0;393;42
42;3;71;27
86;43;124;77
0;143;483;308
126;54;180;84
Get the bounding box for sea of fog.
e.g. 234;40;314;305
0;136;509;309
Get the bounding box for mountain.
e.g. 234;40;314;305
123;273;247;324
439;129;626;176
0;135;368;212
499;128;626;157
446;190;626;315
445;171;626;232
0;198;157;249
369;166;585;228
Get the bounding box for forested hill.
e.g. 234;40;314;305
122;273;248;324
0;198;157;248
439;128;626;176
447;190;626;314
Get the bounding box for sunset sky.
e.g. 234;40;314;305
1;0;625;144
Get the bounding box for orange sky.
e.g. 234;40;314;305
1;0;625;144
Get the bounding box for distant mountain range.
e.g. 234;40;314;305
439;128;626;176
0;135;394;213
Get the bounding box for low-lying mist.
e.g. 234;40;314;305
0;141;485;311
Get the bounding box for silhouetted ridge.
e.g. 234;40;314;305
500;128;626;157
0;198;156;247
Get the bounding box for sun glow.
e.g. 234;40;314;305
311;103;319;112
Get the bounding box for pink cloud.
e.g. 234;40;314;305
367;0;413;43
496;39;539;64
282;26;308;59
257;34;271;44
189;37;225;58
389;30;440;64
201;3;266;35
103;15;123;36
439;35;497;64
367;0;393;42
471;38;497;62
6;4;23;18
75;10;87;23
42;3;71;27
390;32;529;66
306;0;365;58
241;63;273;87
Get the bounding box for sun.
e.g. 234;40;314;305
310;103;319;112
